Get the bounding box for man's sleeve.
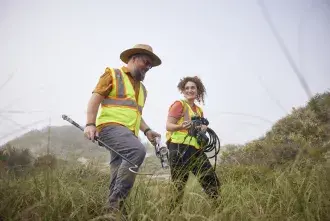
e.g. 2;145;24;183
168;101;184;119
92;67;113;96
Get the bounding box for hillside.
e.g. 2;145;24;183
1;125;108;161
221;90;330;166
0;123;172;177
1;125;158;163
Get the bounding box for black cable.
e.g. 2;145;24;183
201;127;221;170
181;126;221;170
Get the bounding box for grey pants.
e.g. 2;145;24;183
99;125;146;210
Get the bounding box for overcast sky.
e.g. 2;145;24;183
0;0;329;146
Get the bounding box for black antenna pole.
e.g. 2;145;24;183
257;0;313;99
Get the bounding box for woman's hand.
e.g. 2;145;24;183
196;124;207;133
200;124;207;132
180;121;192;130
166;117;191;132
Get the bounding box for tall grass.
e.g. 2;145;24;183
0;156;329;221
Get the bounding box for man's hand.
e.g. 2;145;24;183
146;130;161;146
84;93;104;141
84;125;99;141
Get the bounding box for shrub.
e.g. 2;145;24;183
0;144;33;176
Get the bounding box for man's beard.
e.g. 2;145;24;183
132;66;146;81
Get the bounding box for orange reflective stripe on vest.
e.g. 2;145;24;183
112;68;127;98
101;98;143;114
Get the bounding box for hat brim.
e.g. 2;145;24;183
120;48;162;67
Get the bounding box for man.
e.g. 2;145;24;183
83;44;162;214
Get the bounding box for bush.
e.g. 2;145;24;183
34;154;58;169
0;144;34;176
221;91;330;168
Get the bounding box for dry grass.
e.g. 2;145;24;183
0;155;329;221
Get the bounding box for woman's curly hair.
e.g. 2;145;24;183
177;76;207;104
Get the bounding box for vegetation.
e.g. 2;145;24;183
0;91;329;220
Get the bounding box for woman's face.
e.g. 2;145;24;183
183;81;198;101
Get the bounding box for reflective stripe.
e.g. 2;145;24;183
183;103;189;121
141;84;147;104
115;68;146;103
175;104;192;133
102;99;136;107
114;69;125;98
102;98;143;114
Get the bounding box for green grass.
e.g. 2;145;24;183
0;157;329;221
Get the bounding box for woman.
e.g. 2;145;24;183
166;76;220;211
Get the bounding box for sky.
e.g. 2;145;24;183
0;0;329;146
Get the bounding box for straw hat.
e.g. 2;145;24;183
120;44;162;67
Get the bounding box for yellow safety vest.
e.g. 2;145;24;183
166;100;203;149
96;67;147;136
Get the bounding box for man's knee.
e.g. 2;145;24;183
114;181;134;196
132;144;146;166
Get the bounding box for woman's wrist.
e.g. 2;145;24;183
176;124;183;131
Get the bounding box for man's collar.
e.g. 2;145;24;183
121;66;129;73
121;66;135;79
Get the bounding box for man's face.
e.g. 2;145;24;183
131;54;153;81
